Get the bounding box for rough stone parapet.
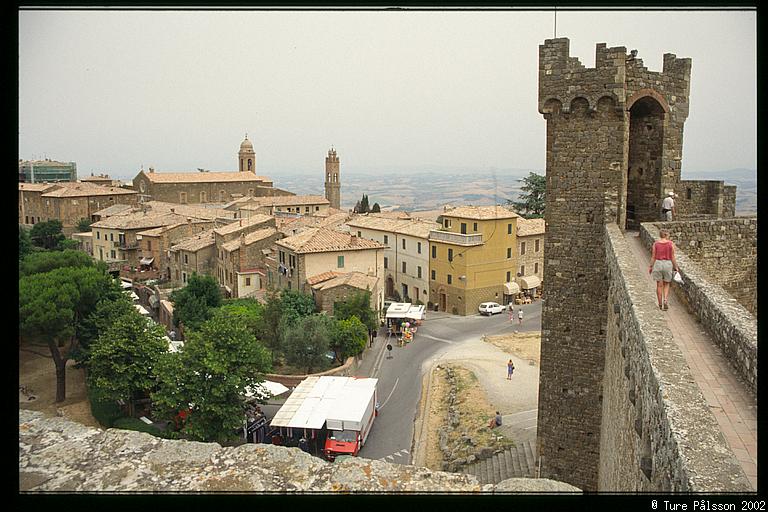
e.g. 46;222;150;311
601;224;751;491
639;222;757;396
19;410;580;493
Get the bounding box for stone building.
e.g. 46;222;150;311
219;227;281;298
168;229;217;286
428;205;521;315
19;181;138;235
232;195;331;218
535;38;738;492
213;215;277;293
266;227;384;294
514;217;545;297
137;219;214;279
324;148;341;210
19;158;77;183
80;173;114;186
346;214;439;304
131;137;292;204
310;271;383;317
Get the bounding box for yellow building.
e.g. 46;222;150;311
428;205;520;315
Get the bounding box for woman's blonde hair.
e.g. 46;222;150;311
659;229;670;238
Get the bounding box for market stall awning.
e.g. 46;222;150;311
140;257;154;266
519;275;541;290
404;305;426;321
504;282;520;295
245;380;290;399
134;304;151;316
386;302;412;319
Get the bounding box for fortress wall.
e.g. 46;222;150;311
600;223;751;491
639;222;757;395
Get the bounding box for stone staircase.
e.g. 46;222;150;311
460;439;536;485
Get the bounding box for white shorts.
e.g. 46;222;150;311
652;260;673;282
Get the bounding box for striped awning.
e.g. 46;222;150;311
519;275;541;290
504;282;520;295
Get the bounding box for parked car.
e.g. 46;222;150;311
478;302;505;316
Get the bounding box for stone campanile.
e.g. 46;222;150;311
238;134;256;173
535;38;691;491
324;147;340;210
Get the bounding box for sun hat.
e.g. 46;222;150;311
668;191;675;196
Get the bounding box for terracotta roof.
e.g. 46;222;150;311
140;170;270;183
368;211;412;219
41;182;136;197
137;219;210;237
346;215;439;238
92;203;136;217
516;217;546;237
246;195;330;207
19;183;61;192
311;272;380;292
169;229;216;252
221;227;278;252
306;271;344;286
276;227;383;254
143;201;236;221
214;214;274;236
92;212;193;230
440;205;520;220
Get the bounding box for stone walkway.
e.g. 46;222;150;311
625;232;757;490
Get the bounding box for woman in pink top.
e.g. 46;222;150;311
648;229;679;310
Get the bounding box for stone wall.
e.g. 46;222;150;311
648;218;756;315
600;224;751;491
19;410;579;492
676;181;737;220
639;222;757;395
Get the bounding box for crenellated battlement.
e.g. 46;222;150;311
538;38;691;120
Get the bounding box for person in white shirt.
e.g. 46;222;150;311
661;192;676;221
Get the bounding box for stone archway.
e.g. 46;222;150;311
626;95;666;230
386;276;395;298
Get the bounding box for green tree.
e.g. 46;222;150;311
30;219;65;250
256;288;283;362
330;316;368;362
19;266;120;402
87;312;168;416
76;293;137;366
280;289;316;326
76;218;93;232
508;172;546;218
333;289;377;332
169;273;221;332
20;249;97;277
151;312;272;443
370;202;381;213
57;238;81;251
283;314;332;374
19;226;33;260
360;194;370;213
216;298;263;334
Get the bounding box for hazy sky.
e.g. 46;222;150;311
18;8;756;178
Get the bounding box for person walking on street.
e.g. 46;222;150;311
518;308;524;325
649;229;679;311
508;304;514;322
661;191;676;221
507;359;515;380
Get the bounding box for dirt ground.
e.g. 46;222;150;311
19;346;100;428
482;332;541;366
422;364;513;471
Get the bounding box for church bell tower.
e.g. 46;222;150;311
324;147;341;209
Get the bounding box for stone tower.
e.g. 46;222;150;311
324;147;341;210
536;38;691;491
239;134;256;173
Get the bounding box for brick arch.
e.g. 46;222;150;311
569;96;590;115
541;97;563;114
626;88;670;113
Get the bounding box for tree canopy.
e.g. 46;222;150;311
19;266;121;401
508;172;546;218
330;316;368;362
86;311;168;409
19;226;34;260
20;249;99;277
216;298;263;334
370;202;381;213
169;273;222;332
333;289;377;332
280;289;316;326
76;218;93;232
76;293;137;366
282;314;332;374
151;312;272;443
29;219;65;250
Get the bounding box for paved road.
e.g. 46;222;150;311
357;301;542;464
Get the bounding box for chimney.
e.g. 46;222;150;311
350;235;358;246
149;167;155;174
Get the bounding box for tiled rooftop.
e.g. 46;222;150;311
92;203;136;217
221;227;278;252
169;229;216;252
140;170;270;183
92;212;193;231
311;271;380;292
213;214;274;236
516;217;545;237
440;205;520;220
306;271;344;286
276;227;383;254
18;183;61;192
346;214;439;238
41;182;136;197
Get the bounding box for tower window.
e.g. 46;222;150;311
448;248;453;262
248;159;252;171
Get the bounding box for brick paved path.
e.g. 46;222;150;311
626;232;757;490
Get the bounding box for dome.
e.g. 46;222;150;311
240;136;253;151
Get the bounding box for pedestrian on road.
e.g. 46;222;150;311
507;359;515;380
508;304;514;321
649;229;679;311
661;191;676;221
518;308;524;325
488;411;503;429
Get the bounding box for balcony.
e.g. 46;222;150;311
428;230;483;246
